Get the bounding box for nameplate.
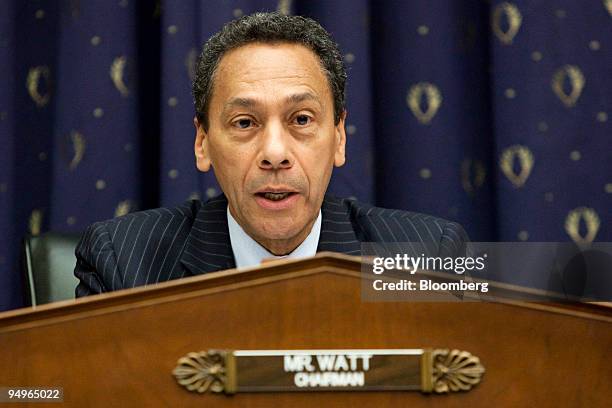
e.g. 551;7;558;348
172;348;484;395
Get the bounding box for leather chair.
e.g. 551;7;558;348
22;233;81;306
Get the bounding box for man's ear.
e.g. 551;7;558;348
333;110;347;167
194;117;212;172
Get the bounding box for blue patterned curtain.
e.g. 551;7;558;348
1;0;610;311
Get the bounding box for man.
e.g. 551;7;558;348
74;12;468;297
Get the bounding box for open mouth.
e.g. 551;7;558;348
256;192;296;201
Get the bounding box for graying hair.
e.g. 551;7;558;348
193;12;347;130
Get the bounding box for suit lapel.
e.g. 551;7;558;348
180;195;236;276
317;196;361;255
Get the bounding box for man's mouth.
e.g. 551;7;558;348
256;192;296;201
254;189;300;210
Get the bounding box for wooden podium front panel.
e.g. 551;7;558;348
0;260;611;407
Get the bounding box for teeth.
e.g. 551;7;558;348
264;192;290;201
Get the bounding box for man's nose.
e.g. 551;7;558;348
258;121;293;170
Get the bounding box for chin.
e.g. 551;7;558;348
256;218;304;241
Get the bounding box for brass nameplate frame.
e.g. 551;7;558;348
173;348;484;394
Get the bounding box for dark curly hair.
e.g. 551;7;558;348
193;12;347;131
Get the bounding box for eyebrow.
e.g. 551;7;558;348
224;97;257;111
285;92;321;106
223;92;321;113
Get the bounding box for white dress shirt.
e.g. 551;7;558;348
227;207;322;269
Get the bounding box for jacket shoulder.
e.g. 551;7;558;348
338;197;468;254
94;200;201;231
75;200;204;294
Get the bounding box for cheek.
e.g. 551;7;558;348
300;137;336;192
210;143;256;194
316;131;338;165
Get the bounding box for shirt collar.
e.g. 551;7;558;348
227;207;322;269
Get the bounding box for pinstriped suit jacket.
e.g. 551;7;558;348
74;194;468;297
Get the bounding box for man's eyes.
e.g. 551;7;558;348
230;114;312;129
231;118;255;129
293;114;312;126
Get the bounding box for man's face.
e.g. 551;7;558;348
194;42;346;255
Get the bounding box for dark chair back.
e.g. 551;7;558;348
23;233;81;306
